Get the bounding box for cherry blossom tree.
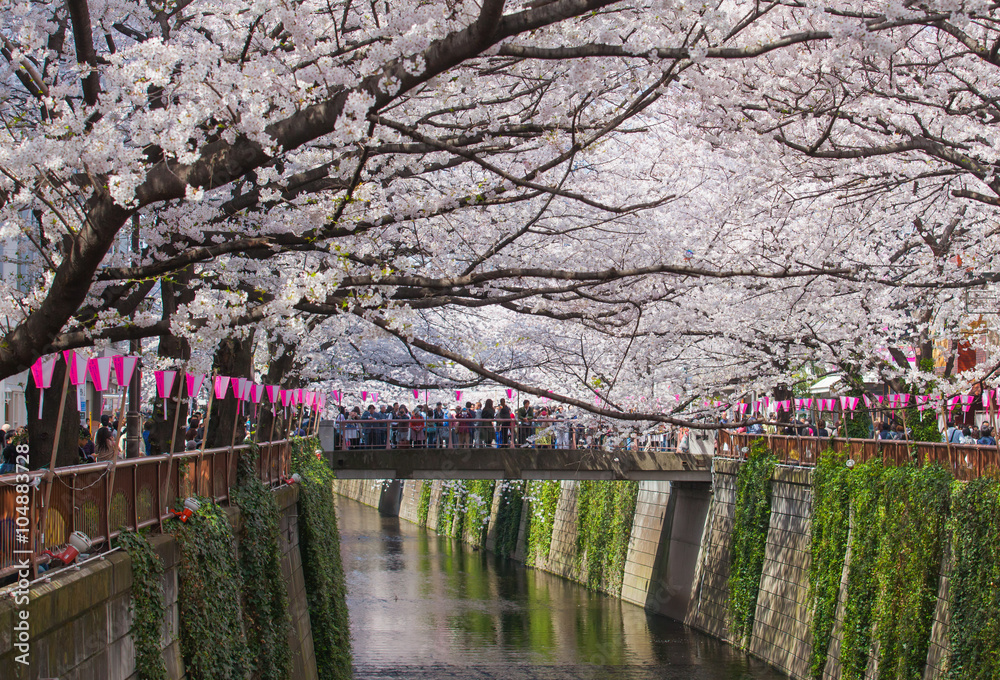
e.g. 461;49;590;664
3;0;999;430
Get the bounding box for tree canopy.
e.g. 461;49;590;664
2;0;999;423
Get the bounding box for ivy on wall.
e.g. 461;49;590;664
417;481;432;527
118;530;168;680
728;438;775;646
807;448;851;679
231;444;292;680
839;458;883;680
493;481;524;558
173;498;251;680
436;480;465;536
948;477;1000;679
291;437;353;680
873;464;950;679
575;480;639;595
524;480;561;566
461;480;496;546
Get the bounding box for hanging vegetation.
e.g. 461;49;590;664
173;499;251;680
231;443;292;680
417;481;432;527
872;464;950;679
493;481;525;558
524;480;561;566
118;529;168;680
292;437;353;680
808;448;851;679
948;476;1000;679
575;480;639;595
728;438;776;646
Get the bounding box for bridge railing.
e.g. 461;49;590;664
330;417;592;449
718;431;1000;480
0;440;291;583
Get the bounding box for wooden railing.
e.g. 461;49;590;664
718;431;1000;480
0;440;291;582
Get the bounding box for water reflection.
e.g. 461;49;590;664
338;497;785;679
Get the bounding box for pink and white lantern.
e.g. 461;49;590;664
154;370;177;418
30;355;59;418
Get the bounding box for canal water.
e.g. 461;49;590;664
337;497;785;680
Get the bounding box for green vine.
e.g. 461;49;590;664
575;480;638;594
524;480;561;566
493;481;524;558
873;464;950;679
948;476;1000;679
437;481;465;536
417;481;432;527
728;438;776;646
808;448;851;679
461;480;496;546
231;443;292;680
840;459;884;680
118;530;168;680
291;437;352;680
172;498;251;680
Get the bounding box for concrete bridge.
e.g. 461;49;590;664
325;446;713;482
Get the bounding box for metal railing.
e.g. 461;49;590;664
331;417;593;449
0;440;291;582
718;431;1000;480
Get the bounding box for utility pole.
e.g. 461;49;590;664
126;214;142;458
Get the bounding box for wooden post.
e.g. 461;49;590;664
39;366;72;553
229;392;242;450
170;365;187;454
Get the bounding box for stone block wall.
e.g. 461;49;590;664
539;481;580;580
748;466;814;679
686;459;738;641
0;484;318;680
275;485;318;680
621;481;672;608
0;549;139;680
398;480;425;525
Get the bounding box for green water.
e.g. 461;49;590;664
337;497;786;679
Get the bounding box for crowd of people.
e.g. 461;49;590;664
333;398;580;449
731;413;998;445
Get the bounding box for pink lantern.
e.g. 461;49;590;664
281;389;293;409
186;373;206;400
214;376;230;400
88;357;113;392
455;390;462;402
250;384;264;403
361;390;368;402
413;389;419;400
63;350;89;386
30;355;58;418
155;370;177;418
505;389;513;399
113;355;140;389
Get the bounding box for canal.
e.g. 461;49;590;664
337;497;786;680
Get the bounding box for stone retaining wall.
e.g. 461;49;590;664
336;463;955;680
0;484;317;680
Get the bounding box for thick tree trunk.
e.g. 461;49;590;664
148;267;196;454
258;340;299;441
25;360;80;469
773;384;793;427
205;332;256;449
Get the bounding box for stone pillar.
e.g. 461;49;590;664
378;480;403;517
